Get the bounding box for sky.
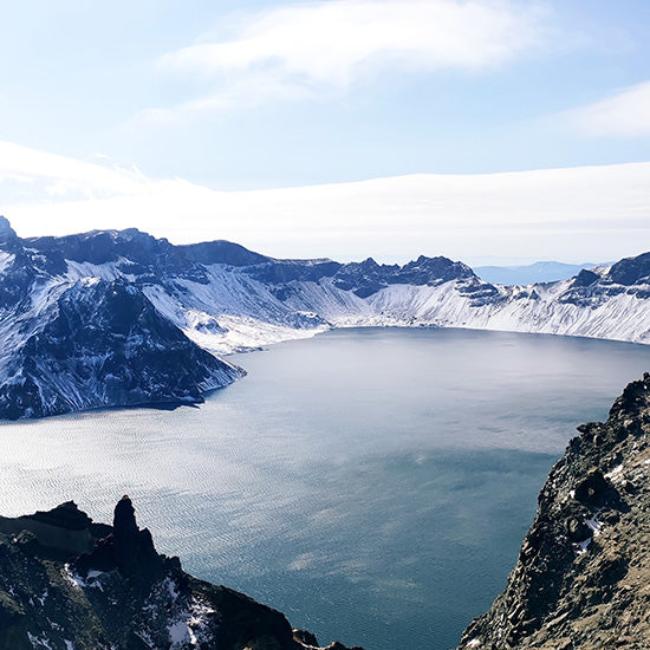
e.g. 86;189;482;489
0;0;649;264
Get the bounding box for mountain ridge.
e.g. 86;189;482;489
1;216;650;419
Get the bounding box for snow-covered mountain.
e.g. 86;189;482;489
1;215;649;419
0;218;243;419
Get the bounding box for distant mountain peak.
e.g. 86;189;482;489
0;215;19;247
359;256;379;267
476;260;602;285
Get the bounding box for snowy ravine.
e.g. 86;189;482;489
1;215;649;419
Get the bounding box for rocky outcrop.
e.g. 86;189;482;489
459;374;650;649
0;497;362;650
330;255;476;297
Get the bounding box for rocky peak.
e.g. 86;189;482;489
0;216;14;233
401;255;475;281
113;494;139;537
28;227;165;265
25;500;93;532
112;495;162;578
331;254;475;298
0;272;244;421
572;268;600;287
607;252;650;286
180;239;270;267
611;371;650;420
75;495;165;585
0;216;22;253
359;257;379;268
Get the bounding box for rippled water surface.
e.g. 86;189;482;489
2;328;650;650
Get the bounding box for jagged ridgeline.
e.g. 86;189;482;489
459;374;650;650
1;216;650;420
0;496;362;650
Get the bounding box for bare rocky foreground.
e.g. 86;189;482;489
460;375;650;649
0;497;361;650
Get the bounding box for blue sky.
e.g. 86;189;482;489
0;1;649;263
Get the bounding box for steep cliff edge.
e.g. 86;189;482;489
459;374;650;649
0;497;361;650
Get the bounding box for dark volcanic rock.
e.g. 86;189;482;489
75;496;165;585
560;252;650;306
247;259;342;284
0;498;362;650
398;255;475;285
458;374;650;649
331;255;475;297
0;278;243;420
24;501;93;531
0;216;19;249
27;229;160;265
179;240;270;267
0;217;47;309
572;269;599;288
608;252;650;286
27;228;211;283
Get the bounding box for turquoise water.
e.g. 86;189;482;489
1;328;650;649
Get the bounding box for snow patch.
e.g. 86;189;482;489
605;464;624;482
167;599;216;649
62;565;106;591
163;576;179;603
36;589;48;606
585;517;602;536
574;537;592;554
27;633;53;649
62;564;83;590
0;251;15;273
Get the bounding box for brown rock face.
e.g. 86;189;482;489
458;373;650;650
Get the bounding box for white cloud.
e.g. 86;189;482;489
567;81;650;137
0;141;145;199
1;140;648;265
152;0;547;117
136;73;316;125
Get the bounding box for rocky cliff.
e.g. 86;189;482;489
459;374;650;649
0;496;361;650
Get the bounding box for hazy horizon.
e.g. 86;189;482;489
0;209;618;268
1;1;649;264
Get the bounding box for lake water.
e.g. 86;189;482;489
2;328;650;650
